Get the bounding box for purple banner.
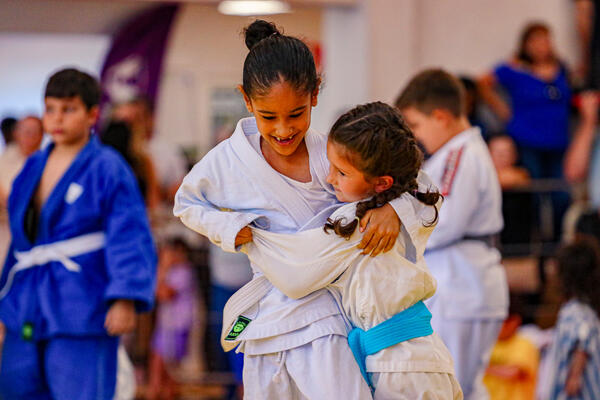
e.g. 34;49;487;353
100;4;178;119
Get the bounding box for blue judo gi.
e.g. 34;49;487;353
0;136;156;400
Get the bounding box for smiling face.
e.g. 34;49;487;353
241;79;318;158
43;96;98;148
326;140;379;203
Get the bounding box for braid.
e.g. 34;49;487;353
324;102;441;239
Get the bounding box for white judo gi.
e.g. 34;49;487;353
243;171;462;400
174;118;374;399
422;127;509;400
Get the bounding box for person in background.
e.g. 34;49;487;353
148;237;197;400
396;69;508;400
488;134;533;253
488;134;531;190
0;116;44;264
0;68;156;400
483;298;539;400
479;22;571;181
546;238;600;399
101;120;160;209
459;76;502;139
0;117;17;155
112;97;186;203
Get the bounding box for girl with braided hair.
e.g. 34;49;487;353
243;102;462;399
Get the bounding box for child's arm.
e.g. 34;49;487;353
105;300;136;336
174;159;265;253
103;160;156;325
566;348;588;396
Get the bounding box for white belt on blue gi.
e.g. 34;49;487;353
0;232;106;299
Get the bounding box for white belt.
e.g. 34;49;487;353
0;232;106;299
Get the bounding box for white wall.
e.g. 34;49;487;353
0;33;110;118
357;0;578;103
415;0;578;77
311;4;369;133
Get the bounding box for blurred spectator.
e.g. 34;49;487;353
479;22;571;180
101;120;161;210
0;116;44;264
148;237;198;400
112;97;186;203
564;92;599;184
489;134;531;189
0;117;17;155
483;299;539;400
545;239;600;399
0;116;44;203
574;0;600;88
459;75;502;139
489;134;534;252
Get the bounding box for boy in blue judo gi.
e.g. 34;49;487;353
0;68;156;400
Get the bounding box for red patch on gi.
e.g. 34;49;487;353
441;146;464;196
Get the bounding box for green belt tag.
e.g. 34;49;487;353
225;316;251;341
22;322;33;341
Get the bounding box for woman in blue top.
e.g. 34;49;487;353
479;22;572;180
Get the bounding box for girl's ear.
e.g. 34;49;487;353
238;85;253;113
374;176;394;193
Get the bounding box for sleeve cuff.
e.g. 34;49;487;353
222;213;268;253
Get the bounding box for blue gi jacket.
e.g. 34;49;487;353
0;136;156;340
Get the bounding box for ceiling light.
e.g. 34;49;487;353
218;1;291;16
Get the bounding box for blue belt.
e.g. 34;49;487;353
347;301;433;389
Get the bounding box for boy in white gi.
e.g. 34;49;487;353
241;102;463;399
174;21;406;399
0;68;156;399
396;69;509;400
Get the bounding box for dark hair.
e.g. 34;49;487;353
166;236;191;254
324;102;441;238
1;117;17;144
100;120;148;199
575;210;600;244
44;68;101;110
395;69;465;117
556;238;600;318
101;120;133;162
242;20;319;97
516;22;556;65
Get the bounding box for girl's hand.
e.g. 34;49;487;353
358;203;401;257
235;226;253;247
105;300;136;336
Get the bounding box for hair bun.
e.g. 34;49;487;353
244;20;281;50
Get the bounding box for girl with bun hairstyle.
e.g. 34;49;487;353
175;20;405;398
